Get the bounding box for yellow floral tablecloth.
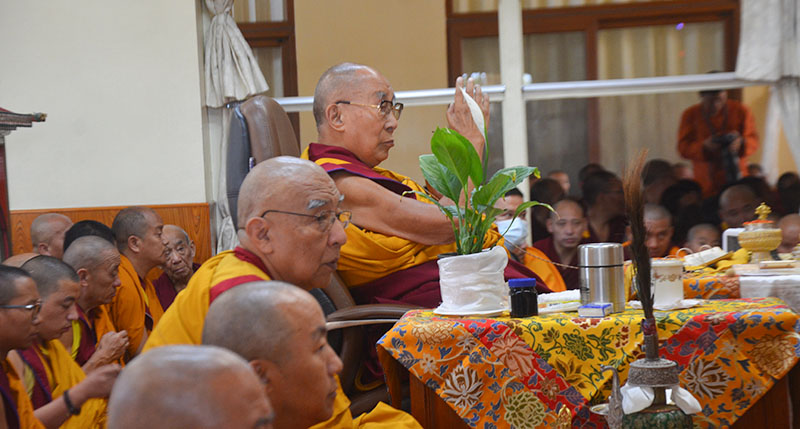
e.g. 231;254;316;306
378;298;800;428
683;275;740;299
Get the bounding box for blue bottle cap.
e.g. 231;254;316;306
508;278;537;288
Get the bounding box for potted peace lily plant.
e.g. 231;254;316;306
408;111;547;314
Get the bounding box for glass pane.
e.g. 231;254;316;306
461;32;588;183
233;0;286;23
525;32;588;188
251;46;284;97
451;0;671;14
598;91;704;176
598;21;725;79
596;22;725;174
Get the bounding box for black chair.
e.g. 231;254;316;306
227;95;415;414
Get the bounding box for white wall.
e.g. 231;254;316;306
0;1;206;210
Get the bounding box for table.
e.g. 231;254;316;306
377;298;800;428
739;274;800;313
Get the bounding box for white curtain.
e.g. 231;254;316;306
204;0;268;107
203;0;269;253
736;0;800;183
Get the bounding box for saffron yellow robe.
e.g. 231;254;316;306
69;305;119;366
303;144;502;287
144;247;421;429
106;255;163;357
20;340;107;429
1;358;45;429
521;247;566;292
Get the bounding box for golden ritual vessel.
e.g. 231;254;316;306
737;203;782;263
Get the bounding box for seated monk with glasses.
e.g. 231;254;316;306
144;156;418;428
303;62;551;308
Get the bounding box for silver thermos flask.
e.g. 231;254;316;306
579;243;625;313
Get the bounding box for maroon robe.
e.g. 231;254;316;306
532;236;581;291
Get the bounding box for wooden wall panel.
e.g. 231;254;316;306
10;203;212;264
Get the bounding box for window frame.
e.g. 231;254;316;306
236;0;299;134
446;0;740;161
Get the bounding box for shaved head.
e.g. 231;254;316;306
21;255;79;299
202;281;311;363
0;265;33;305
236;156;334;228
30;213;72;258
313;62;375;128
719;184;759;228
644;204;672;224
203;281;341;429
109;345;274;429
63;236;120;271
3;253;39;268
163;224;190;244
111;206;159;251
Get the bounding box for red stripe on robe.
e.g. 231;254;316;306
16;348;52;408
208;247;273;304
0;369;20;429
74;306;97;367
306;143;415;198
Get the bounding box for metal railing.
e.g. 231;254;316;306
274;72;770;112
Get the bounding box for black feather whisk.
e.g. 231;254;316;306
624;150;659;360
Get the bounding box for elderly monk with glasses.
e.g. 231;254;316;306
143;156;418;428
303;62;550;308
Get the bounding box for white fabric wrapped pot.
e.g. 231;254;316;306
434;246;509;315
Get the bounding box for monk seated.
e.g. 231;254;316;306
10;256;120;429
108;345;274;429
0;266;46;429
61;235;129;370
304;62;550;307
144;157;416;427
203;281;422;429
109;207;169;359
152;224;199;310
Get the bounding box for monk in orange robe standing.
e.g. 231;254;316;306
108;206;167;359
678;89;759;197
0;265;45;429
10;256;119;429
61;236;129;370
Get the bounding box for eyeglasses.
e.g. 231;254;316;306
260;209;352;232
0;301;42;318
335;100;403;120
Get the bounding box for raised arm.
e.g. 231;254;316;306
446;76;490;162
333;172;455;245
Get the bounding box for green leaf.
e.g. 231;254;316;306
419;154;461;204
514;201;553;218
431;128;484;188
487;166;538;192
472;173;512;212
430;128;472;190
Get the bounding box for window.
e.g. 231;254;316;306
448;0;739;181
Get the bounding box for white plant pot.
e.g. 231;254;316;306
434;245;509;315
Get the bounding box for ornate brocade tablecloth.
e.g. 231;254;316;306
377;298;800;428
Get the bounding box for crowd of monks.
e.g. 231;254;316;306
2;61;800;429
